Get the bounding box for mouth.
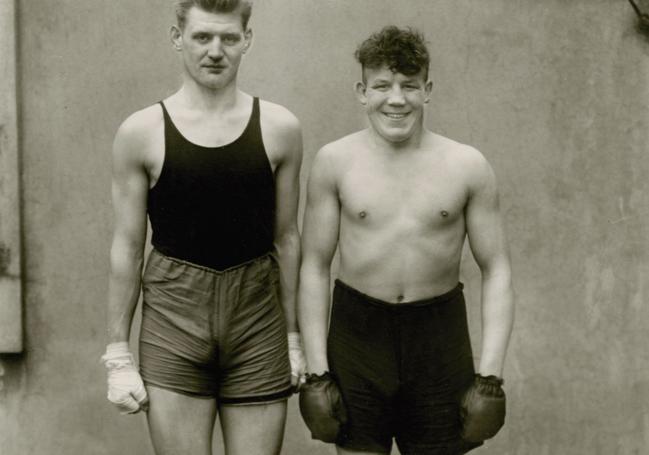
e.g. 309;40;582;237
382;112;410;120
203;64;227;72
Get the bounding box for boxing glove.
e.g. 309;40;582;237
101;342;149;415
287;332;307;390
299;372;347;443
460;374;506;442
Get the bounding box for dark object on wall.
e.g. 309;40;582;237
627;0;649;32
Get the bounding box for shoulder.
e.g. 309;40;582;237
259;99;301;138
113;103;163;161
309;130;366;184
433;133;493;175
258;99;302;163
315;130;366;165
433;134;496;195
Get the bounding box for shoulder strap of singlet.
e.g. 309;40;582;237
158;101;172;138
252;96;260;118
247;96;264;145
159;101;172;128
250;96;260;131
158;100;186;149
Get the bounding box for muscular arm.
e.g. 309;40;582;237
271;114;303;333
298;148;341;374
106;118;150;343
465;153;514;377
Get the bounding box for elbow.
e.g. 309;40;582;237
111;237;144;260
274;226;300;253
480;255;512;285
299;253;331;282
110;236;145;275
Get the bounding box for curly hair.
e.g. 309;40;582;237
176;0;253;29
355;26;429;81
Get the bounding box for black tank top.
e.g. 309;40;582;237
148;97;276;270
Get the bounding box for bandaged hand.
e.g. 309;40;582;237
288;332;307;390
101;342;149;415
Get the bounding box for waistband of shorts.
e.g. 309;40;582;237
150;248;276;274
334;279;464;308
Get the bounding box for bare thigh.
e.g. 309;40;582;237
219;401;287;455
146;385;217;455
336;446;389;455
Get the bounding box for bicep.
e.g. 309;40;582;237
465;162;509;270
273;127;303;238
301;151;340;267
111;128;149;252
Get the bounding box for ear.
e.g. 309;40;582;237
424;79;433;103
354;81;368;105
242;28;253;54
170;25;183;51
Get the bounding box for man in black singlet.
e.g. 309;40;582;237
102;1;305;454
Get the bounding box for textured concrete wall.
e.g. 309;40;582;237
1;1;647;454
0;0;23;353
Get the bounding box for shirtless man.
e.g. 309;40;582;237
102;1;305;454
298;26;514;454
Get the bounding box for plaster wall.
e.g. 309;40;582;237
0;1;647;454
0;0;23;353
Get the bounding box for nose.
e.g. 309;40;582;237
207;38;224;60
387;87;406;106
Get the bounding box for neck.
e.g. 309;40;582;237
178;75;240;112
369;122;427;154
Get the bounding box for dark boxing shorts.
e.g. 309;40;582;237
139;249;292;405
328;280;483;454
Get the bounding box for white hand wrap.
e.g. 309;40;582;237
101;342;148;415
288;332;307;387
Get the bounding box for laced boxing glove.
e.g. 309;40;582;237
299;372;347;443
287;332;307;390
101;342;149;414
460;374;506;442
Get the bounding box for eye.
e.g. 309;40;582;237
194;34;210;43
372;84;389;91
222;34;242;45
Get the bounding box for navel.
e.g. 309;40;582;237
397;295;404;302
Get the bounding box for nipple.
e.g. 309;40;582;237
359;211;367;219
441;210;449;217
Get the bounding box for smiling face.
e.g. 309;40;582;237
356;65;432;145
171;6;251;91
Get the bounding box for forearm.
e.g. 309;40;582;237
275;230;300;333
298;260;332;374
107;242;145;343
478;263;514;377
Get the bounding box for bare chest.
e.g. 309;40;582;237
338;161;468;227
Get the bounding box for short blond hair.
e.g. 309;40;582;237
175;0;252;29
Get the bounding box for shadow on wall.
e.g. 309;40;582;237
627;0;649;37
0;354;23;395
